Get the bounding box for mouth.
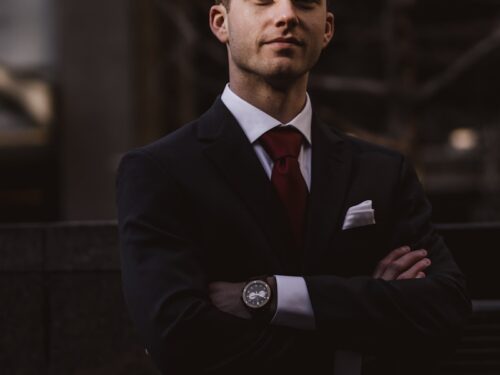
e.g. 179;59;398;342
264;37;304;47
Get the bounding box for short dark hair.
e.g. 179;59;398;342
214;0;230;7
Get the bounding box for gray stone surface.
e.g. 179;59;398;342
0;273;46;374
57;0;133;221
48;272;157;375
0;225;44;271
45;223;119;271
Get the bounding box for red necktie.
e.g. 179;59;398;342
259;126;308;249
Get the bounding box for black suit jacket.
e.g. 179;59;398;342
116;98;471;374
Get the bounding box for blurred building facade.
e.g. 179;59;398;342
0;0;499;223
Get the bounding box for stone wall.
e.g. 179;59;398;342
0;222;158;375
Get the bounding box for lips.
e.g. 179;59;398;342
264;37;304;46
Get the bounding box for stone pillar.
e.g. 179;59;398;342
56;0;134;220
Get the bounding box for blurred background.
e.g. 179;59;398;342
0;0;499;224
1;0;500;374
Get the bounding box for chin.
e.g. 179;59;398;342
262;64;307;86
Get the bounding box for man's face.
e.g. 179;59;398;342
211;0;334;85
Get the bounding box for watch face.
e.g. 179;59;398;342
242;280;271;309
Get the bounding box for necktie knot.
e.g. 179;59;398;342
259;126;304;162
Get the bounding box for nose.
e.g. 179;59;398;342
273;0;300;29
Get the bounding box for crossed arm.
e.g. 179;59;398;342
209;245;432;321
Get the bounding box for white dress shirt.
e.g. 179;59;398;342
221;84;315;331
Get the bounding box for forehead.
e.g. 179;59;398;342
229;0;328;6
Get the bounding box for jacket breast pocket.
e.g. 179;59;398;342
341;223;377;241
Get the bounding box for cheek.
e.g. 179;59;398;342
228;34;253;61
228;21;256;50
308;27;329;53
228;9;258;38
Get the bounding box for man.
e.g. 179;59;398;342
116;0;471;374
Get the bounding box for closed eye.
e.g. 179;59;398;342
253;0;321;8
254;0;273;5
294;0;321;9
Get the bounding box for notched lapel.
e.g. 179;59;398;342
199;99;295;272
303;118;353;272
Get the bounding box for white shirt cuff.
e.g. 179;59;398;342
270;275;315;330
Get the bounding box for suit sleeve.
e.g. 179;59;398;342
303;156;472;356
116;150;310;374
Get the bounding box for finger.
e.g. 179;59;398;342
373;246;411;278
416;272;426;279
397;258;431;280
381;249;427;280
379;249;428;280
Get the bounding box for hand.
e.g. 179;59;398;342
208;281;251;319
372;246;431;280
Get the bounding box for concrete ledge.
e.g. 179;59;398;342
45;222;119;271
0;221;158;375
0;225;44;271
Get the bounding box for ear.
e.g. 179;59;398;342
209;5;229;44
323;11;335;48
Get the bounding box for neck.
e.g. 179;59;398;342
228;72;309;124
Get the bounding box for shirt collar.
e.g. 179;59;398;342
221;84;312;145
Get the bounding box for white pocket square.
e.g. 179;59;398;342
342;200;376;230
